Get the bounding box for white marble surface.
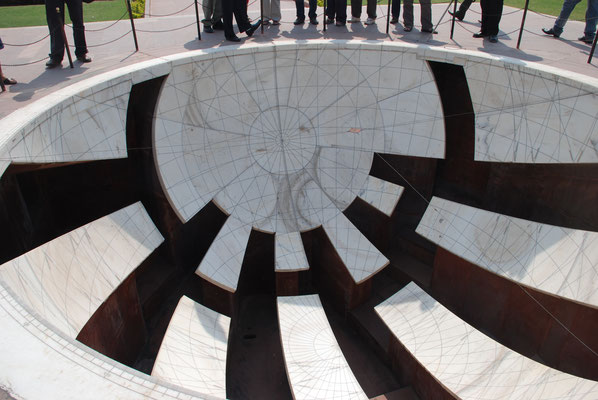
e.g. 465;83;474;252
152;296;230;398
277;294;367;400
375;282;598;399
322;211;389;283
195;216;252;292
465;59;598;163
275;232;309;272
358;175;404;216
417;197;598;307
153;44;444;229
0;202;164;338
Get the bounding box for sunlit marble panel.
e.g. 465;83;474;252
275;232;309;272
322;212;389;283
375;282;598;399
0;202;164;338
357;176;404;216
417;196;598;307
465;59;598;163
195;216;252;292
153;44;444;227
152;296;230;398
277;294;367;400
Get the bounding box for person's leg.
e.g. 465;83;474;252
391;0;400;20
65;0;87;58
479;0;488;34
366;0;376;19
336;0;347;23
45;0;65;61
583;0;598;39
222;0;237;38
262;0;272;22
213;0;223;21
484;0;502;36
403;0;414;28
202;0;215;26
295;0;306;19
554;0;583;35
420;0;432;31
308;0;317;19
271;0;281;22
459;0;474;14
351;0;362;19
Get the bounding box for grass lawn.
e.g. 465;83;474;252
0;0;131;28
0;0;586;28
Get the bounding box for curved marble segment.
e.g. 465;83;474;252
416;197;598;307
154;45;444;227
277;294;367;400
322;212;389;283
465;59;598;163
275;232;309;272
152;296;230;398
0;76;131;170
0;202;164;338
357;175;404;216
375;282;598;399
195;216;252;292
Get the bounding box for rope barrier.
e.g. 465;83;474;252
136;21;197;33
2;34;50;47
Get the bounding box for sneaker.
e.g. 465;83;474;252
390;16;398;24
45;58;62;68
579;34;594;44
365;17;376;25
310;17;319;25
335;20;346;26
294;17;305;25
262;19;271;26
349;16;360;23
542;27;560;38
272;20;280;25
448;10;464;21
421;28;437;34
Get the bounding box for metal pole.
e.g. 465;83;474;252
450;0;457;40
516;0;530;49
323;0;327;32
432;0;454;37
588;27;598;63
194;0;202;40
386;0;391;34
260;0;264;34
125;0;139;52
57;7;74;68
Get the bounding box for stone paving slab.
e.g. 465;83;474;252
0;3;596;119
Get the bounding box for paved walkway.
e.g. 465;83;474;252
0;2;597;119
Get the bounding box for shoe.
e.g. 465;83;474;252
404;25;412;32
310;17;319;25
45;58;61;68
579;35;594;44
448;10;464;21
473;31;487;38
349;16;360;23
272;20;280;25
204;25;214;33
422;28;437;34
294;17;305;25
390;17;398;24
335;20;346;26
488;35;498;43
262;19;271;26
225;34;241;42
2;77;16;85
76;55;92;63
213;20;224;30
542;27;560;38
326;17;334;24
365;17;376;25
246;20;261;36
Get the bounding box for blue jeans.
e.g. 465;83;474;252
554;0;598;38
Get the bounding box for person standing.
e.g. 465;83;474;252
222;0;261;41
44;0;91;68
473;0;503;43
0;37;17;87
448;0;474;21
202;0;223;33
542;0;598;44
402;0;435;32
390;0;400;25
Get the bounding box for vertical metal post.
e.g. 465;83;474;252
323;0;327;32
516;0;530;49
57;7;74;68
450;0;457;39
194;0;202;40
260;0;264;34
386;0;391;34
0;62;6;92
588;28;598;63
125;0;139;51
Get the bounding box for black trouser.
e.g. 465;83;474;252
326;0;347;22
222;0;251;37
480;0;503;35
296;0;317;19
45;0;87;60
392;0;400;19
457;0;474;16
351;0;377;18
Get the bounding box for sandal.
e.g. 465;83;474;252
2;77;16;85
